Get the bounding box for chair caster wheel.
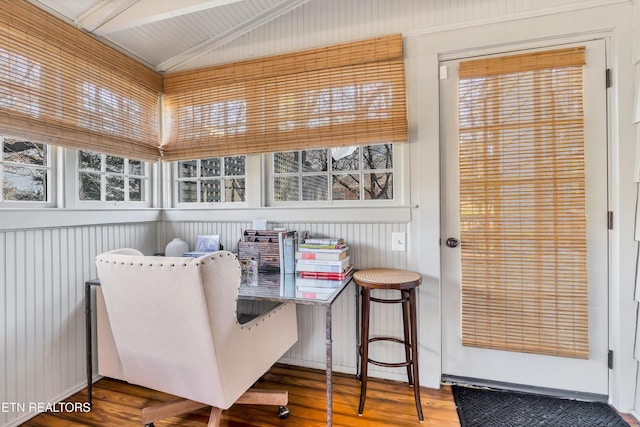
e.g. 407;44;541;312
278;405;290;419
144;424;155;427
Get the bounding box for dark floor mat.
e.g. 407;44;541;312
452;385;629;427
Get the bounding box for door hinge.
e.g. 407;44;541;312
606;69;612;88
608;350;614;369
608;211;613;230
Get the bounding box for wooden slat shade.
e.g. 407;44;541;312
161;34;407;161
0;3;405;162
0;0;162;161
458;47;589;359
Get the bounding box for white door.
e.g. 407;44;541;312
441;39;609;395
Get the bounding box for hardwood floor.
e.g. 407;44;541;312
20;364;640;427
20;365;457;426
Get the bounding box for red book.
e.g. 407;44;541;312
298;265;353;280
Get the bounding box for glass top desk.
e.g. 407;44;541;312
239;272;353;427
85;271;353;427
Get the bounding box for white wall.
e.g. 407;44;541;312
186;0;639;413
0;211;159;427
161;210;414;378
400;1;638;412
631;0;640;420
2;0;639;426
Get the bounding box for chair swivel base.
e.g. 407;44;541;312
140;388;289;427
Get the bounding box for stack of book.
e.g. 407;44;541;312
295;237;353;291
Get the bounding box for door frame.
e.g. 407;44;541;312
405;2;636;410
438;36;612;397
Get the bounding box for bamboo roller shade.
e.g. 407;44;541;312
458;47;589;359
0;0;162;161
161;34;408;161
0;5;406;163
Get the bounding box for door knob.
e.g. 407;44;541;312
445;238;459;248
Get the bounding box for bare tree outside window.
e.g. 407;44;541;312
176;156;246;203
363;144;393;200
272;143;394;202
78;150;146;203
1;137;49;202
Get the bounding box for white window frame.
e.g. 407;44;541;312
0;135;56;208
172;156;248;208
267;143;406;207
70;149;152;208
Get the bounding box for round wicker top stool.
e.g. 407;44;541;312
353;268;421;290
353;268;423;422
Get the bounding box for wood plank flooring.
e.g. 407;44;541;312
20;364;640;427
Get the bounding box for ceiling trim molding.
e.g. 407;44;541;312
91;0;245;36
76;0;140;32
158;0;311;72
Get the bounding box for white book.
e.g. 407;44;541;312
304;238;344;245
297;246;349;254
296;257;350;272
295;277;344;288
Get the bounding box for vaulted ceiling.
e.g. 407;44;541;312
28;0;310;72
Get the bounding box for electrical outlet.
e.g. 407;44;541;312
391;232;406;252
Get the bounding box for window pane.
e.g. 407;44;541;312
129;160;143;175
201;179;221;202
178;180;197;202
364;172;393;200
225;156;245;176
225;178;245;202
302;149;327;172
331;146;359;171
3;139;46;166
302;175;328;201
80;151;101;171
274;152;299;173
201;158;221;177
106;175;124;201
79;172;101;200
363;144;393;170
129;177;142;201
3;166;46;201
274;176;299;201
332;174;360;200
178;160;197;178
106;155;124;173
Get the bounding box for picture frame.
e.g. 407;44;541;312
195;234;220;253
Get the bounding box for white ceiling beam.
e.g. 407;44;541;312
92;0;245;35
76;0;140;32
158;0;311;72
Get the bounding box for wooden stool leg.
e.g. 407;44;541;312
358;287;371;415
409;288;424;421
401;289;413;385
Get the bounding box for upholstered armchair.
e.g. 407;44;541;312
95;248;298;426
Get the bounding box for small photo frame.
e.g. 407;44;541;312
195;234;220;253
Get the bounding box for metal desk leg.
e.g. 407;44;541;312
326;304;333;427
84;282;92;407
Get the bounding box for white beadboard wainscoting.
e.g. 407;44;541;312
162;213;414;380
4;0;640;422
0;219;158;427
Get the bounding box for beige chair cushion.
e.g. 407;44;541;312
95;249;297;409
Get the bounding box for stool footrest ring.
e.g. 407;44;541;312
359;337;414;368
369;295;410;304
367;358;413;369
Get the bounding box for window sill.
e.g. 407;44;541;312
162;205;412;223
0;208;162;231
